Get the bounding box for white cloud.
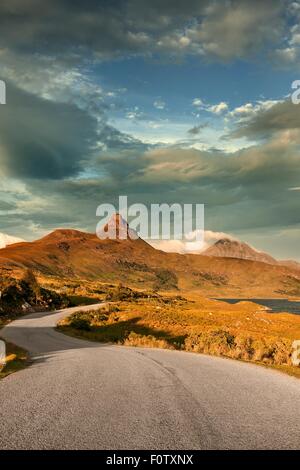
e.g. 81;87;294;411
192;98;228;115
179;36;191;47
208;101;228;114
229;99;281;121
149;229;236;254
0;232;24;249
230;103;254;117
125;106;143;120
153;99;166;110
192;98;282;125
192;98;204;107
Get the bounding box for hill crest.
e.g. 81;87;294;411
202;238;277;265
0;226;300;297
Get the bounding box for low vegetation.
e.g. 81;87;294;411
0;269;70;323
0;340;28;380
0;269;103;327
105;283;158;301
58;289;300;376
2;268;300;379
153;269;178;290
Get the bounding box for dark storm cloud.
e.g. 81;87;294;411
0;81;147;181
11;131;299;236
2;128;299;243
132;143;300;196
0;81;99;179
0;0;285;63
0;0;298;251
98;124;148;152
0;0;206;57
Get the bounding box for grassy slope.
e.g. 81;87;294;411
1;228;300;297
58;291;300;378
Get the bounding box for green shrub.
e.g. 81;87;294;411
105;284;145;301
153;269;178;290
69;317;91;331
20;269;40;303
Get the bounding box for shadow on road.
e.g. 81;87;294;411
0;323;107;357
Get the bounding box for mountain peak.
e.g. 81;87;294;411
215;238;238;246
202;237;277;265
97;213;138;240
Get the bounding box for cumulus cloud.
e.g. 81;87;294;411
228;100;281;121
2;125;300;240
271;1;300;67
126;107;143;120
133;138;300;192
0;0;291;66
192;98;228;115
188;0;284;62
0;0;299;250
192;98;204;107
208;102;228;114
231;100;300;139
0;1;203;60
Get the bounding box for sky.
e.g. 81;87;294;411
0;0;300;260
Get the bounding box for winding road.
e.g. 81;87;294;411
0;304;300;450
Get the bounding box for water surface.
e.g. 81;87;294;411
216;298;300;314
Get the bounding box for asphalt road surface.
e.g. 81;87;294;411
1;305;300;450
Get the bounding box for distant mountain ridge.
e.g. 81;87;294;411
201;238;277;265
0;218;300;297
278;259;300;271
201;237;300;271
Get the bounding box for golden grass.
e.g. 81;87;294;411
58;292;300;377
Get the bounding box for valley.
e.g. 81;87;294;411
1;221;300;379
